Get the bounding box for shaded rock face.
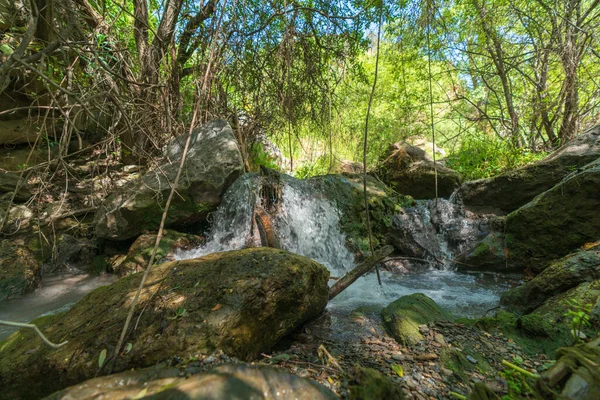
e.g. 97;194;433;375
458;230;516;272
45;364;338;400
94;120;244;241
388;199;491;270
0;248;329;399
0;240;41;301
378;142;462;199
112;230;204;277
0;171;31;201
381;293;448;346
456;125;600;214
501;244;600;314
505;158;600;272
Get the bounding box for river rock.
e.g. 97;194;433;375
517;280;600;345
377;142;462;199
44;364;337;400
456;125;600;214
501;244;600;314
0;248;329;399
94;120;244;241
0;170;31;201
388;198;490;269
0;240;41;301
112;230;204;276
505;158;600;272
381;293;449;346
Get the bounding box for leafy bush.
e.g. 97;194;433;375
446;135;548;180
248;143;280;172
294;155;331;179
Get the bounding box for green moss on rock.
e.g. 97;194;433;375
381;293;449;346
348;366;404;400
310;174;413;257
0;248;329;399
505;160;600;272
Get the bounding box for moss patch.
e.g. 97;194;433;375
348;365;404;400
381;293;449;346
0;248;329;399
310;174;413;257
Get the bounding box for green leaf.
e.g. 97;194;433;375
125;343;133;354
391;363;404;377
0;44;13;55
98;348;107;368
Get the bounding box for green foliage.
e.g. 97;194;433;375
564;299;593;342
500;368;534;399
294;155;331;179
248;143;280;172
446;134;548;180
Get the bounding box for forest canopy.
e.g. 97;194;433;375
1;0;599;179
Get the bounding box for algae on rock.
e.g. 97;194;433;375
381;293;448;346
505;159;600;272
0;248;329;399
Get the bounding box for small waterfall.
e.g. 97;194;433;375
388;198;488;271
177;173;512;317
176;173;355;276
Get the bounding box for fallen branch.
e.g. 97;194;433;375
329;245;394;300
0;320;68;349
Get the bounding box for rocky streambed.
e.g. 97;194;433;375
0;121;599;399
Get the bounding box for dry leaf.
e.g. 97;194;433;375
211;304;222;311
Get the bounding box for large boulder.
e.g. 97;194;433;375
456;125;600;214
111;230;204;276
381;293;449;346
501;244;600;314
45;364;337;400
0;240;41;301
0;248;329;399
94;120;244;241
377;142;462;199
505;159;600;272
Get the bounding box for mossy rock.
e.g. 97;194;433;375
348;365;404;400
457;126;600;214
505;159;600;272
501;244;600;314
518;280;600;346
309;173;413;257
377;142;462;199
459;231;518;272
0;248;329;399
0;240;41;301
112;230;204;276
45;364;337;400
381;293;449;346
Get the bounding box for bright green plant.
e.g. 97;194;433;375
564;299;592;342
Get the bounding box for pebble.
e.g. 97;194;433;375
203;355;216;364
466;355;478;364
392;353;406;361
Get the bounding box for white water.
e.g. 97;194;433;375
177;173;511;317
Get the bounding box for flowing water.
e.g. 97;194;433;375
177;173;516;318
1;173;514;342
0;273;117;340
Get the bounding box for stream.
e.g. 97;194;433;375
1;173;518;342
0;273;116;341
